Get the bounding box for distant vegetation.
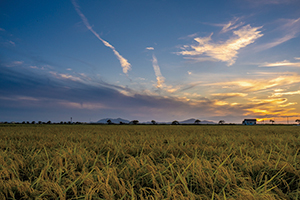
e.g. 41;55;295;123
1;125;300;199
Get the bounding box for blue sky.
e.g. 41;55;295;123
1;0;300;123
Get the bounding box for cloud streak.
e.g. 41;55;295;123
261;60;300;67
270;90;300;97
71;0;131;74
152;54;165;88
255;18;300;51
178;24;263;66
206;73;300;92
220;18;244;33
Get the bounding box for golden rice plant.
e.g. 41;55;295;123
0;124;300;199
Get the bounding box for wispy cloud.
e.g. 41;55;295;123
152;54;165;88
0;28;5;31
183;57;218;63
270;90;300;97
206;74;300;92
255;18;300;51
59;101;107;110
49;71;84;82
146;47;154;50
261;60;300;67
5;61;24;67
178;24;263;66
179;33;198;40
212;93;248;98
220;18;244;33
256;34;295;51
9;41;15;46
12;61;23;65
278;102;297;107
71;0;131;74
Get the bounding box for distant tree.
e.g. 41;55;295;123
22;121;25;124
131;120;139;125
172;120;180;125
60;121;63;124
47;121;51;124
295;119;300;124
151;120;156;125
218;120;225;125
194;119;201;124
26;121;30;124
270;119;275;125
31;121;35;124
119;121;124;125
107;119;112;124
38;121;42;124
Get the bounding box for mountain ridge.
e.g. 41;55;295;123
95;118;216;124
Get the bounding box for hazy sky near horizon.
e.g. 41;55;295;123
1;0;300;123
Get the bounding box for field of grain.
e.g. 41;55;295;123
0;125;300;199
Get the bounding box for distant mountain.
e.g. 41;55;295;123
179;118;216;124
96;118;130;124
95;118;216;124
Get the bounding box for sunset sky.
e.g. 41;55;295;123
1;0;300;123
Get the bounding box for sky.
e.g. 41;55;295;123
1;0;300;123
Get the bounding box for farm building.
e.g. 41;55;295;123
242;119;257;125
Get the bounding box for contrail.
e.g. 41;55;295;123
71;0;131;74
152;54;165;88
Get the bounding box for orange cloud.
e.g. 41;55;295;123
270;90;300;97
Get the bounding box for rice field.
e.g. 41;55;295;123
0;124;300;199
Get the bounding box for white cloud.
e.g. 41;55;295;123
179;33;198;40
49;71;83;82
146;47;154;50
294;57;300;60
255;18;300;51
261;60;300;67
152;54;165;88
71;0;131;74
187;71;192;75
255;34;295;51
178;24;263;66
220;18;244;33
